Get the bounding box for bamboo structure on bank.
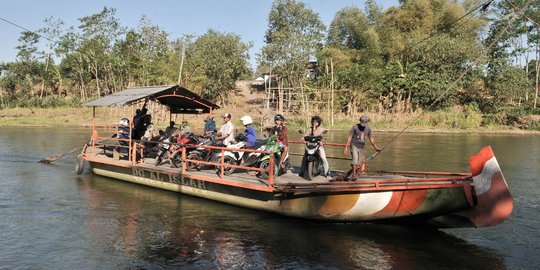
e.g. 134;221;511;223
264;83;338;127
262;59;341;127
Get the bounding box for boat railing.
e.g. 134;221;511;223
288;140;353;161
85;135;138;163
84;134;277;191
180;144;277;188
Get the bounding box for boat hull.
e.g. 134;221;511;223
89;161;474;227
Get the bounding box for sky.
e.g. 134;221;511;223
0;0;399;69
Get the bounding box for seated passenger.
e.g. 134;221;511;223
240;115;257;147
303;115;329;177
204;115;216;136
268;114;288;169
216;113;234;146
180;120;191;134
164;121;178;137
141;124;154;142
117;118;131;147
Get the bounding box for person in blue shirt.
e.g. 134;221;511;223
240;115;256;147
203;115;216;135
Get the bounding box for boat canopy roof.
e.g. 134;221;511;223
83;85;219;114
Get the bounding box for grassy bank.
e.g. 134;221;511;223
1;106;539;134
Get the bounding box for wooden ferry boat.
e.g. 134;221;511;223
79;85;513;228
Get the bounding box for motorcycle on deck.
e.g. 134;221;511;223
168;133;199;168
214;136;247;175
185;134;222;171
154;136;175;166
258;135;290;179
299;129;328;180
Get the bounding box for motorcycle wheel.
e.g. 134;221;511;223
306;161;314;180
171;154;182;168
258;160;278;179
215;156;236;176
155;151;163;166
186;152;203;171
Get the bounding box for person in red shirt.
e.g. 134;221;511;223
268;114;288;169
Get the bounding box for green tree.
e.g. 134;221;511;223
259;0;325;82
327;6;380;54
184;30;251;105
78;7;126;96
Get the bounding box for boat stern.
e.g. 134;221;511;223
457;146;513;227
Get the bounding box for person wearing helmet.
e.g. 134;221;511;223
344;115;381;179
240;115;257;147
303;115;329;176
216;113;234;146
268;114;289;169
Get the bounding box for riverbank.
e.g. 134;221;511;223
1;107;539;134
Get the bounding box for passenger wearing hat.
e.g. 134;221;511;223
180;120;191;134
344;115;381;179
216;113;234;145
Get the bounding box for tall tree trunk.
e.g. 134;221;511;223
278;79;283;113
40;55;50;99
535;53;539;109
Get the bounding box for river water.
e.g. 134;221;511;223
0;127;538;269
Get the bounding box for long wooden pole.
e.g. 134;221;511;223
331;58;335;127
177;42;186;85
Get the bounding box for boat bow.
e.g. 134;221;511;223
457;146;513;227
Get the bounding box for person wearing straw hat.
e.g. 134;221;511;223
344;115;380;179
180;120;191;134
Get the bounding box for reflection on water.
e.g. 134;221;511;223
0;127;538;269
74;176;506;269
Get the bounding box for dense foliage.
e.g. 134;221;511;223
0;0;539;126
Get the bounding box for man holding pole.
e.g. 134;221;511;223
344;115;381;179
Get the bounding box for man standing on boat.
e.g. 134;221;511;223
344;115;381;179
216;113;234;146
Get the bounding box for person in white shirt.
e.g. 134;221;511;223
216;113;234;146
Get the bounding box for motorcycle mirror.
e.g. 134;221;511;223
297;129;303;134
159;130;164;136
322;130;328;134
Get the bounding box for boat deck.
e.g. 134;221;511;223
84;148;471;193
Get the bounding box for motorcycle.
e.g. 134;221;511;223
168;133;199;168
185;134;222;171
214;138;247;175
257;135;290;179
299;129;328;180
154;135;178;166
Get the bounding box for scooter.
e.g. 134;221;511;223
214;138;247;175
299;129;328;180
